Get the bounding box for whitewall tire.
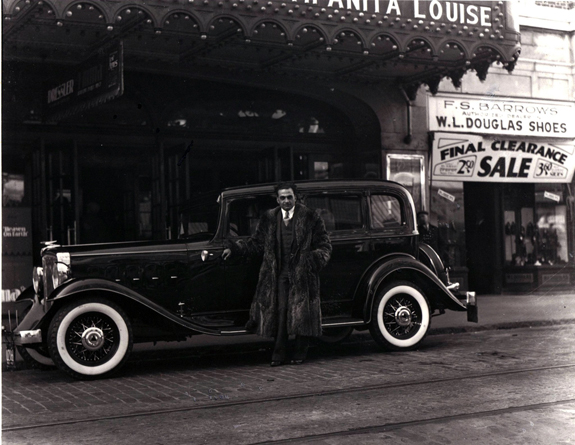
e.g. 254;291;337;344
48;298;132;379
369;281;430;351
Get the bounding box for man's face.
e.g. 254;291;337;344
277;188;296;211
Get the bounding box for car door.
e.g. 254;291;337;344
302;191;372;317
223;193;279;320
175;195;228;318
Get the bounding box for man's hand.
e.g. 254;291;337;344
222;248;232;260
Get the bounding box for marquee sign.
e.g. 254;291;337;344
428;94;575;138
275;0;496;26
432;132;575;183
44;41;123;121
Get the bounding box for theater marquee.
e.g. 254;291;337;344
431;133;575;183
428;94;575;138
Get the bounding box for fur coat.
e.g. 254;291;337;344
227;203;332;338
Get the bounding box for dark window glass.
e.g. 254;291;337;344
227;195;278;237
370;194;403;229
164;85;347;137
304;194;363;232
177;193;220;239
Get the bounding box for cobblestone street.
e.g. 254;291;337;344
3;324;575;442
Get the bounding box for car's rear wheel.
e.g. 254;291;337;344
17;345;55;370
369;281;430;351
48;298;133;379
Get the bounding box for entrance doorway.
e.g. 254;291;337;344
464;183;503;294
80;168;124;243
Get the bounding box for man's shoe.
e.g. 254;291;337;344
290;359;304;365
270;360;284;367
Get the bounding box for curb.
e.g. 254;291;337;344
428;318;575;335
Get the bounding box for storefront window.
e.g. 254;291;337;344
534;184;569;266
503;184;570;267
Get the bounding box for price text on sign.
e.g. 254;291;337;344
431;133;575;183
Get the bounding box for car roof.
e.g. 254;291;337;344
220;179;412;199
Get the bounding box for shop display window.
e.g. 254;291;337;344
429;181;467;268
503;184;570;267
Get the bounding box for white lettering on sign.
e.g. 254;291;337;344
47;80;74;104
432;133;575;183
428;94;575;138
267;1;495;25
544;191;560;202
438;189;455;202
3;226;29;237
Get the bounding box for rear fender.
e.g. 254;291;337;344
360;257;467;323
42;278;217;335
418;243;449;285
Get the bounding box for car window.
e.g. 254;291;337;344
370;194;403;229
227;194;278;237
304;193;363;232
178;194;220;239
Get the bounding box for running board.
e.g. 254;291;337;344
219;318;366;335
322;319;365;328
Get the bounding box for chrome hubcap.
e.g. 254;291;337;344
81;327;105;351
395;306;412;327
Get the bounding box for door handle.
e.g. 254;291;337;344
201;250;215;262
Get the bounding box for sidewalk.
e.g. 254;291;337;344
3;290;575;370
430;290;575;333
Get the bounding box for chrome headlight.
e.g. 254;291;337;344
52;263;71;289
32;267;44;294
52;252;71;289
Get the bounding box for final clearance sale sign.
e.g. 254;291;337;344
428;94;575;138
431;133;575;183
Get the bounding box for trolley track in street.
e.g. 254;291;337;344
251;398;575;444
4;362;575;433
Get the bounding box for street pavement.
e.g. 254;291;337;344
1;289;575;443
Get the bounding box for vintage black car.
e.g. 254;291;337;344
7;180;477;379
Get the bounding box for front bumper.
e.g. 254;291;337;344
11;329;43;345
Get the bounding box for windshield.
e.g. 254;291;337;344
177;193;220;239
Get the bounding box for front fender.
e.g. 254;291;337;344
43;278;218;335
361;257;467;323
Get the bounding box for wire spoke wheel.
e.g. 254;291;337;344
66;312;119;366
369;281;430;351
382;294;422;340
48;298;132;379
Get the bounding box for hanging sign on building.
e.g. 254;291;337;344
432;132;575;183
44;40;124;121
428;94;575;138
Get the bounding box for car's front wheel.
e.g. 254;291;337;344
369;281;430;351
48;298;133;379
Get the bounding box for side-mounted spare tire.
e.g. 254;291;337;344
369;281;431;351
17;345;55;370
48;298;133;379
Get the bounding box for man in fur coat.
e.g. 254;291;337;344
222;182;332;366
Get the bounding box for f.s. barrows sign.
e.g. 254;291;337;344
428;94;575;138
432;132;575;183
